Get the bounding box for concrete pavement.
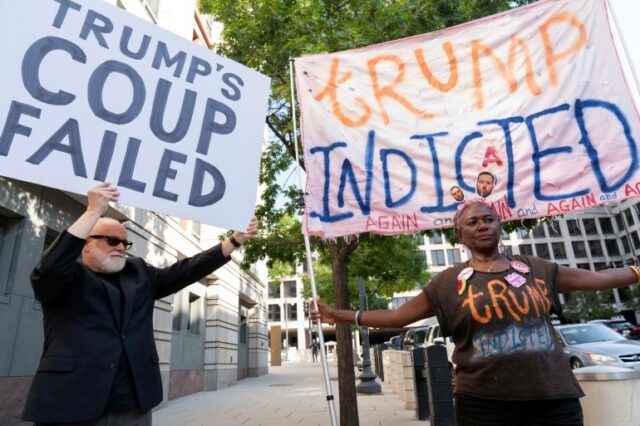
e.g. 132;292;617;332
153;361;427;426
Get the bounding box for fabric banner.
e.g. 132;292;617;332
0;0;270;231
295;0;640;238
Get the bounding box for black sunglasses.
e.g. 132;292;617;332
89;235;133;250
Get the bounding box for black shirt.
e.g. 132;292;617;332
97;273;140;413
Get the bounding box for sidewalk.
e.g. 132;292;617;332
153;361;427;426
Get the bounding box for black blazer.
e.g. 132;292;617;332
22;230;230;423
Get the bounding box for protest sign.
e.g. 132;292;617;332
295;0;640;238
0;0;270;230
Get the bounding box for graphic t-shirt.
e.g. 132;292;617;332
424;255;584;400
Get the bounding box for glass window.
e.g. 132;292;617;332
287;303;297;320
268;283;280;298
622;236;631;254
172;298;182;331
429;233;443;245
0;215;22;296
552;242;567;259
446;249;461;265
583;219;597;235
187;293;200;334
605;239;620;256
431;250;445;266
577;263;590;270
615;214;625;232
588;240;604;257
284;280;297;297
519;244;533;256
239;315;247;344
625;209;635;227
593;262;607;271
517;229;530;239
599;218;614;234
548;221;562;237
572;241;587;257
502;245;513;256
535;243;550;259
533;224;546;238
632;232;640;251
567;220;581;236
501;230;511;240
268;304;281;321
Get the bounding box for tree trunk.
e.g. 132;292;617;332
330;242;359;426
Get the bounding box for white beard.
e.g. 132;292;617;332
87;253;126;273
100;256;126;273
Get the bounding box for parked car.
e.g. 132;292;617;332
403;323;457;383
554;323;640;370
402;326;429;351
588;319;640;340
384;333;404;350
403;324;455;364
426;323;455;365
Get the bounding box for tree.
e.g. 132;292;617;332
200;1;535;424
302;233;430;308
622;286;640;312
562;291;617;323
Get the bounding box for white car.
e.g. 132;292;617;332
403;323;455;366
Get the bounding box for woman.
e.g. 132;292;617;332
311;199;640;426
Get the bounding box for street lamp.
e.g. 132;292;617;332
356;277;381;394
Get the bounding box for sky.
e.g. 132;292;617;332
608;0;640;108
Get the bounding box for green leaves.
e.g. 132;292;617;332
562;291;617;323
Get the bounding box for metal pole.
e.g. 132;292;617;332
356;277;381;394
289;58;339;426
284;299;289;362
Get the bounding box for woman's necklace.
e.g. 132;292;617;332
470;255;502;272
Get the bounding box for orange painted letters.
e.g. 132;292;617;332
314;58;372;127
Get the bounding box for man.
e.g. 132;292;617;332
449;185;464;202
311;340;319;362
23;182;258;425
475;171;495;198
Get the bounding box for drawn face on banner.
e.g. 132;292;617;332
476;172;495;198
450;186;465;202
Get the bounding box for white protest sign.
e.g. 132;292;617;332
0;0;270;230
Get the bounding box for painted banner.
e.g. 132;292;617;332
295;0;640;238
0;0;270;231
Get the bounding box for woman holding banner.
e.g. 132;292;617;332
311;199;640;425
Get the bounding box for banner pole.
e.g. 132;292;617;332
606;0;640;101
289;57;339;426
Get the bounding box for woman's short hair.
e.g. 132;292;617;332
452;198;499;234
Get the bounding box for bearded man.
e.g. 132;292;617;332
23;183;257;425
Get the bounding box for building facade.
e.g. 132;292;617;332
267;273;312;361
0;1;268;423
